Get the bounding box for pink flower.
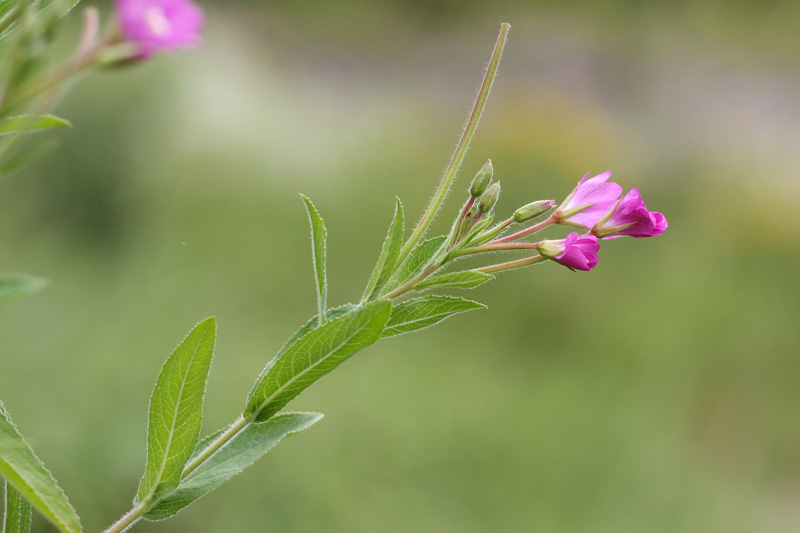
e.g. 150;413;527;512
114;0;204;58
554;172;623;230
539;233;600;271
592;188;668;238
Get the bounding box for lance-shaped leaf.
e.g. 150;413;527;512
0;275;48;307
0;402;82;533
143;412;323;521
4;482;32;533
300;195;328;323
379;236;446;297
362;199;404;302
0;115;72;136
137;318;216;504
414;271;494;291
382;295;485;338
245;300;391;422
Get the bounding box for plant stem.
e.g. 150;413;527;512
451;241;539;257
492;215;554;244
181;415;253;478
383;263;441;299
397;22;510;265
474;255;546;274
103;505;146;533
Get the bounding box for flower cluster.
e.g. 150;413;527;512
443;168;667;274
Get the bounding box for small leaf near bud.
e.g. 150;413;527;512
513;200;556;223
470;160;493;197
478;182;501;213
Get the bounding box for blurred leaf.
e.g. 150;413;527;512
379;236;446;297
382;295;485;337
0;137;59;175
0;114;72;136
0;401;82;533
414;271;494;291
144;412;323;521
0;274;48;308
3;482;32;533
244;300;391;422
363;198;404;302
301;195;328;323
137;318;216;504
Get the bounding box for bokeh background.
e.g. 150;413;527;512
2;0;800;531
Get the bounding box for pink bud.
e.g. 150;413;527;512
538;233;600;272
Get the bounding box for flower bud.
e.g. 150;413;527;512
478;182;501;213
470;160;493;197
513;200;556;223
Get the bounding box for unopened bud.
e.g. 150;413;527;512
537;240;563;259
470;160;493;197
513;200;556;223
478;182;501;213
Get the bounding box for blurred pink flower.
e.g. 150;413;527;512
593;188;668;238
554;172;623;230
539;233;600;271
115;0;204;58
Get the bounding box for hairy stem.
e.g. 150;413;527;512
474;255;546;273
492;215;554;244
397;23;510;265
103;505;146;533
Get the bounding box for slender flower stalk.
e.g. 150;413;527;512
492;214;555;244
451;241;539;257
474;255;547;273
397;23;510;264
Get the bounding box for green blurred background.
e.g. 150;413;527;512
2;0;800;531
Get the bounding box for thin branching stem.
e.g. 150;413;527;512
397;23;510;265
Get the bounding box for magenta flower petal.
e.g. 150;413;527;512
115;0;205;58
555;172;622;230
540;233;600;271
593;188;668;238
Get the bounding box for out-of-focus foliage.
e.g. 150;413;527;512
1;0;798;531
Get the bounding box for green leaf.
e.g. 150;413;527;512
300;195;328;324
244;300;391;422
379;236;446;297
144;413;323;521
362;199;404;302
137;318;216;504
3;482;32;533
414;271;494;291
0;274;48;308
0;115;72;136
381;295;485;338
0;401;82;533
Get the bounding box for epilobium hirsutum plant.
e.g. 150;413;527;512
0;17;668;533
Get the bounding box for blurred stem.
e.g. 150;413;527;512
397;22;510;265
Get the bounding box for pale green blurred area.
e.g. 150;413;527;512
2;0;800;531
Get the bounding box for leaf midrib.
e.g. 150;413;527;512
146;328;210;502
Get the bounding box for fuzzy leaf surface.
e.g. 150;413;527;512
301;195;328;323
414;271;494;291
382;295;485;337
0;402;81;533
0;275;47;307
0;115;71;136
137;318;216;504
144;413;323;520
245;300;391;422
3;482;32;533
363;199;404;301
379;236;446;297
